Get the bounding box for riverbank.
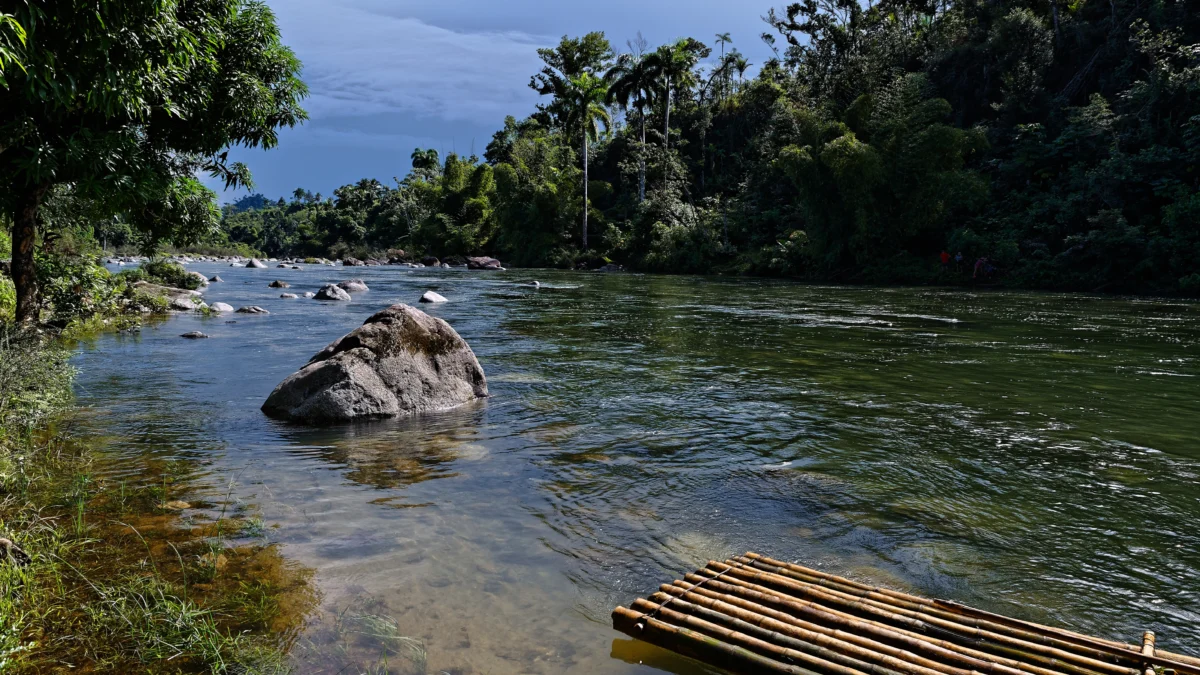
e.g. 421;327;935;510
0;325;316;673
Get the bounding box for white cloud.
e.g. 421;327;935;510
275;1;547;124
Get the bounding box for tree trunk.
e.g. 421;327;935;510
638;106;646;202
582;133;589;250
664;75;672;150
12;184;49;324
1050;0;1061;44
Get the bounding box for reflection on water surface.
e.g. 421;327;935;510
76;265;1200;672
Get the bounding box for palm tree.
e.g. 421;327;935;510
563;72;611;249
732;52;751;89
714;33;732;100
646;38;708;150
605;51;656;202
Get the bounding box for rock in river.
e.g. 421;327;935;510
246;258;267;269
314;284;352;301
209;275;224;283
236;306;270;314
181;331;209;339
419;291;448;303
467;256;503;270
210;302;235;313
338;279;369;293
269;280;290;288
261;304;488;423
280;293;298;299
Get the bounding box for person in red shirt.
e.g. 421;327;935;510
940;250;951;268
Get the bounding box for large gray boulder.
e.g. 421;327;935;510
246;258;267;269
337;279;369;293
314;284;352;301
261;304;488;424
210;302;235;313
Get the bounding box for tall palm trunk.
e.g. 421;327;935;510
582;132;589;249
638;104;646;202
11;183;49;324
663;74;672;150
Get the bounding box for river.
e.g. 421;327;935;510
75;263;1200;673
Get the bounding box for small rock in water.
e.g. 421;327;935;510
531;281;540;288
303;291;315;298
209;275;224;282
210;302;234;313
181;331;209;339
276;263;288;268
236;306;270;314
314;284;352;301
246;258;267;269
163;500;191;510
268;280;290;288
337;279;369;293
419;291;448;303
169;297;200;312
280;293;298;299
292;265;302;270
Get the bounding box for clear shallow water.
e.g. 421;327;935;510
76;264;1200;673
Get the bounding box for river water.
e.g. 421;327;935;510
76;263;1200;673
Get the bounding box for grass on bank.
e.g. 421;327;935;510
0;325;316;673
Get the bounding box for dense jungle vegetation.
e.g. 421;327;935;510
201;0;1200;293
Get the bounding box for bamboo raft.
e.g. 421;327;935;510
613;553;1199;675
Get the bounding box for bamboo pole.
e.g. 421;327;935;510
707;561;1138;675
613;606;818;675
629;597;879;675
739;555;1153;670
638;593;917;675
685;570;1092;675
745;553;1200;674
1141;632;1155;675
653;584;976;675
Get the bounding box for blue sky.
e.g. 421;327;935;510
212;0;780;203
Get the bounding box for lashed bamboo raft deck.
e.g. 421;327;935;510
613;553;1200;675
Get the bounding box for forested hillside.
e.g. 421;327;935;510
109;1;1200;292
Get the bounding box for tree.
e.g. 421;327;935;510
606;43;657;202
714;32;733;99
646;38;710;150
562;73;611;249
411;148;441;172
0;0;307;322
529;32;614;130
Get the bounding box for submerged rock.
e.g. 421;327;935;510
338;279;369;293
280;293;298;299
261;304;488;424
314;284;352;301
181;331;209;339
246;258;267;269
419;291;448;303
209;275;224;282
268;280;290;288
236;306;269;314
303;291;315;298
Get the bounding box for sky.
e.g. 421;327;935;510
210;0;781;203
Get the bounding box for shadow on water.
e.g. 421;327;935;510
69;262;1200;673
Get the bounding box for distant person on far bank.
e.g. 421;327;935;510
955;252;964;273
940;250;951;269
